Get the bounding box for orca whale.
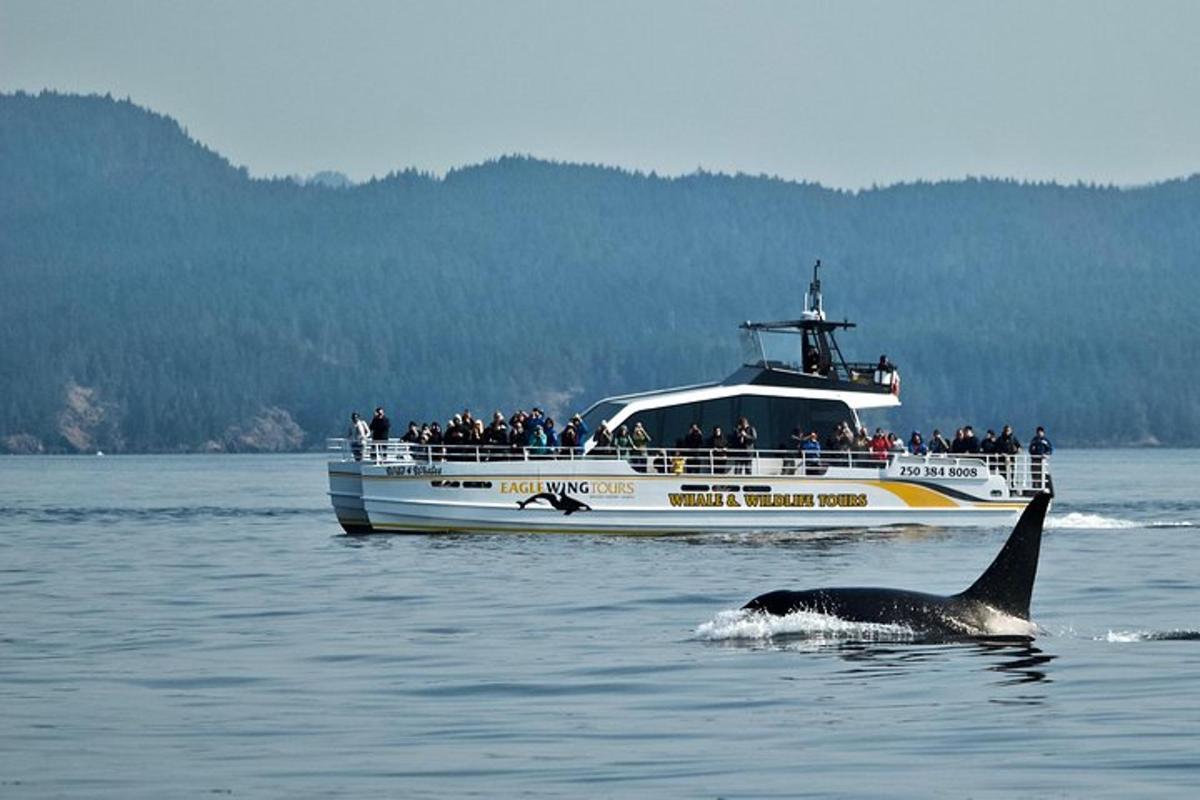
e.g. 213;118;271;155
742;493;1050;638
516;492;593;515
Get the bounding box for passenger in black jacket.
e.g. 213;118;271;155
708;426;729;473
682;423;704;473
994;424;1021;481
368;407;390;440
996;425;1021;455
559;423;578;454
368;407;390;460
732;417;758;475
483;414;509;460
961;425;980;453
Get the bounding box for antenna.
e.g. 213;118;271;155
803;258;825;320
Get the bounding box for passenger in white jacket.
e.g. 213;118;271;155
347;412;370;461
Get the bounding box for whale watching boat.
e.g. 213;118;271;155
327;262;1051;534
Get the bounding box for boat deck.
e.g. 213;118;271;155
328;439;1052;497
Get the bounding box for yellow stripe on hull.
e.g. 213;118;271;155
875;481;961;508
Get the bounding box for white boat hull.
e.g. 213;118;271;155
329;452;1042;534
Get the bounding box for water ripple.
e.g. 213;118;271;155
0;505;327;524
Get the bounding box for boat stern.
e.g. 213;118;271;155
327;441;373;533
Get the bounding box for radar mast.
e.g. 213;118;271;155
803;259;825;321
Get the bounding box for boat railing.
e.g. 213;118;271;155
889;452;1051;495
327;438;1050;494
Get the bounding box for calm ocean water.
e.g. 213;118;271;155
1;450;1198;798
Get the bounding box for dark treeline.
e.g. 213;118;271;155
2;91;1198;452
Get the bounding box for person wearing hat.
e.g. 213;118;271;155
443;416;466;457
630;421;652;471
559;418;579;457
507;421;526;456
528;422;549;456
483;412;509;460
468;418;484;450
570;413;589;445
592;420;614;458
869;428;890;463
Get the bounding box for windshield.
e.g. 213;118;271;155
744;329;803;371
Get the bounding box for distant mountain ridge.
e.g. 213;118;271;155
2;90;1198;452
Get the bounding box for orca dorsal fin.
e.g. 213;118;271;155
957;493;1051;619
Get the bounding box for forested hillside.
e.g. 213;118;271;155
2;91;1198;452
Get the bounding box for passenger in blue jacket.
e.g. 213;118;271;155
1028;426;1053;490
1028;427;1053;456
571;414;590;449
800;431;822;474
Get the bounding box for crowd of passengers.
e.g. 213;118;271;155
798;422;1053;481
348;408;1052;475
350;407;593;459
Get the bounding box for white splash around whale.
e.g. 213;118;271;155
695;608;918;642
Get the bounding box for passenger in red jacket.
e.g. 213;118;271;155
869;428;890;462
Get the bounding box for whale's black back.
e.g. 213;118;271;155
741;493;1051;632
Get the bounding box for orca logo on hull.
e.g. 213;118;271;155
516;492;593;515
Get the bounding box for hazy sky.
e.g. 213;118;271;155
3;0;1198;188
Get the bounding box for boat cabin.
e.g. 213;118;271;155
581;261;900;450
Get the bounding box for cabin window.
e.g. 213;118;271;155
625;396;855;452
